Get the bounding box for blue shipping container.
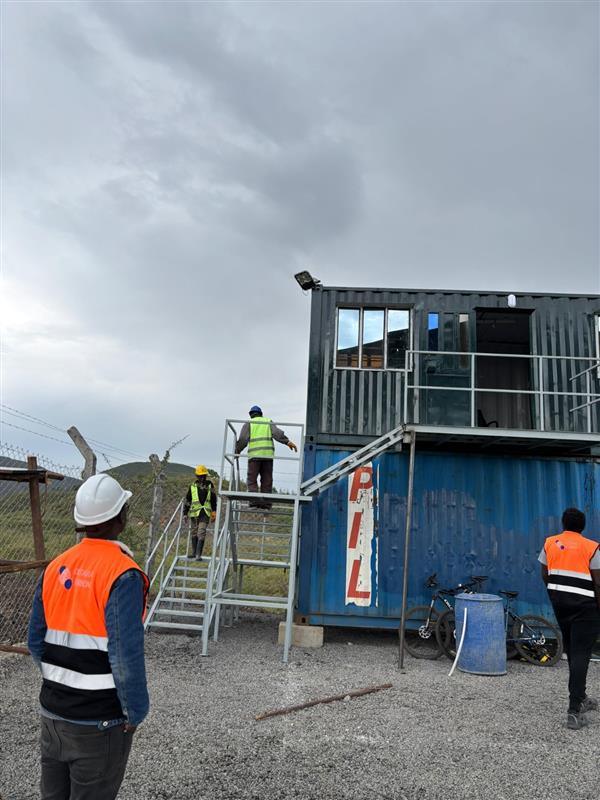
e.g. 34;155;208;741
297;448;600;628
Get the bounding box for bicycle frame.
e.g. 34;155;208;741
503;599;545;646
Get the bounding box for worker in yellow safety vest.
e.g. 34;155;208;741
234;406;297;510
183;465;217;560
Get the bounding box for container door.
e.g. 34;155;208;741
419;312;472;426
475;309;533;429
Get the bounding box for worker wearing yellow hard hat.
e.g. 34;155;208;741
183;465;217;559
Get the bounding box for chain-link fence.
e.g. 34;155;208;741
0;442;190;645
0;444;83;647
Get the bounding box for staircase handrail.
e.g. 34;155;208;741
145;500;184;589
300;423;406;496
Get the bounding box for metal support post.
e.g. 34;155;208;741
398;430;417;671
470;353;476;427
538;358;545;432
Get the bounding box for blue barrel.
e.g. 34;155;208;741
454;593;506;676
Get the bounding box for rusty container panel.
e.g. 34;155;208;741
297;447;600;627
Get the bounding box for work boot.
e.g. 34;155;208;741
195;539;205;561
581;696;598;712
188;535;198;559
567;711;588;730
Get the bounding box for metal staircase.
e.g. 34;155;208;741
144;501;213;635
201;420;308;662
145;419;408;660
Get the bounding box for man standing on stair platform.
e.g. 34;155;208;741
235;406;298;510
539;507;600;730
184;465;217;560
28;474;149;800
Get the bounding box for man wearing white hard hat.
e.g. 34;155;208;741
28;473;149;800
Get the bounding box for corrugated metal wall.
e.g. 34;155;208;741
297;447;600;627
307;288;600;441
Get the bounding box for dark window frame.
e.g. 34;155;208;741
334;306;413;372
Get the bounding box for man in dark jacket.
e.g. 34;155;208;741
183;465;217;559
539;507;600;730
28;474;149;800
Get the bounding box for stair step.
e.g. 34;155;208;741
159;597;206;606
154;608;205;619
164;587;207;595
147;621;204;632
172;576;207;584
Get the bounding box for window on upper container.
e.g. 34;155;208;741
428;313;439;351
335;307;411;370
336;308;360;367
362;309;385;368
387;310;410;368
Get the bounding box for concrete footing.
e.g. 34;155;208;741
278;622;324;648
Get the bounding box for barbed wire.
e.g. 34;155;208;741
0;442;83;479
0;404;146;461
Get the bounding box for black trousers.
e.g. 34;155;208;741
247;459;273;508
40;716;133;800
552;603;600;713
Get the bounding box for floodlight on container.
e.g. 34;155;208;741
294;271;321;291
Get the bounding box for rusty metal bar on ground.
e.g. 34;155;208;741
0;644;29;655
255;683;393;721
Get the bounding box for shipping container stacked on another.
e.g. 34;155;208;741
298;286;600;627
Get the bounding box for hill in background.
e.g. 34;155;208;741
107;461;206;479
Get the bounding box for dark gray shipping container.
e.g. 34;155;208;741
306;286;600;451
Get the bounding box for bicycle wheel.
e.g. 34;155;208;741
512;615;563;666
402;606;441;659
435;609;456;660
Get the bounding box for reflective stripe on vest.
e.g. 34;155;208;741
189;483;212;518
44;628;108;652
40;538;149;721
544;532;599;600
41;662;116;691
248;417;275;459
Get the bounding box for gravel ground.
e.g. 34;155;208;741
1;612;598;800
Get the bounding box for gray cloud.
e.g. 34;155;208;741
2;0;598;471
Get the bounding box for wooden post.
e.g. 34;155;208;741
27;455;46;562
67;426;97;480
145;454;165;576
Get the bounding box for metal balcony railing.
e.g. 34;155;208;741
403;350;600;435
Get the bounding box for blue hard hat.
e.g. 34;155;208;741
249;405;262;416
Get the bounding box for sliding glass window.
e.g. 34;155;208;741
335;308;411;370
336;309;360;367
362;310;385;368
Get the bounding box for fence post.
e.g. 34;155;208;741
67;427;97;480
146;454;165;577
27;455;46;562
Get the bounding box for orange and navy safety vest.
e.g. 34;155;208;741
40;538;149;721
544;531;599;604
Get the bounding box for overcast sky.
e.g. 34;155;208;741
1;0;599;479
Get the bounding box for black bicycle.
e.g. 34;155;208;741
436;589;563;666
402;573;487;660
